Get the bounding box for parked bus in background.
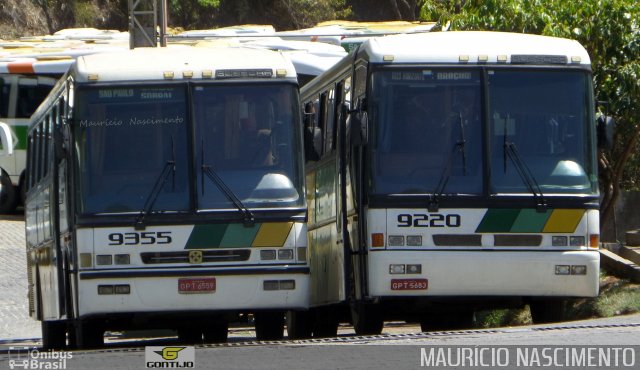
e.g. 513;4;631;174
0;32;126;213
26;46;308;349
290;31;612;337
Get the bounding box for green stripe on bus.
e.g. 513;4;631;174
510;209;553;233
219;223;260;248
13;125;28;150
184;224;228;249
475;209;521;233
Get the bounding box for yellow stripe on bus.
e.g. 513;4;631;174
542;209;585;233
251;222;293;247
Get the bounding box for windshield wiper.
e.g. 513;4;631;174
502;117;547;211
200;140;255;226
428;112;467;212
135;137;177;230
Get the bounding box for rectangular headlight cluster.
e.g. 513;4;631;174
96;254;131;266
389;264;422;274
555;265;587;275
97;284;131;295
388;235;422;247
263;280;296;291
552;236;586;247
260;248;294;261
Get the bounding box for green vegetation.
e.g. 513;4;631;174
476;272;640;328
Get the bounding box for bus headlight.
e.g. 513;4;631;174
388;235;404;247
260;250;276;260
96;255;112;266
277;249;294;260
569;236;585;247
406;235;422;246
552;236;568;246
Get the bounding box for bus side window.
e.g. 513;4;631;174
304;101;321;161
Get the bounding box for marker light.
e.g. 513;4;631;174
589;234;600;249
371;233;384;248
202;70;213;78
80;253;92;268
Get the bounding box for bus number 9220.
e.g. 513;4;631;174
397;214;461;228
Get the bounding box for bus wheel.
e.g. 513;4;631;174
42;320;67;350
311;308;339;338
74;320;104;349
286;310;312;339
529;299;566;324
420;311;475;332
203;322;228;344
0;171;17;213
177;328;203;344
352;305;383;335
254;311;284;340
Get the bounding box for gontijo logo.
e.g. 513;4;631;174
145;346;195;368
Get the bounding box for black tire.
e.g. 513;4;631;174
177;328;203;344
351;304;383;335
202;322;228;344
254;311;285;341
0;171;17;214
311;308;339;338
286;310;313;339
420;311;475;332
529;299;566;324
74;320;104;349
42;321;67;350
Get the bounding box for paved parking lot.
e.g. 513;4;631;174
0;214;40;339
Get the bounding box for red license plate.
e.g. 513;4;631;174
178;277;216;294
391;279;428;291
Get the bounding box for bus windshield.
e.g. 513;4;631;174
75;83;304;215
369;69;483;195
369;68;596;197
75;85;190;214
193;84;303;210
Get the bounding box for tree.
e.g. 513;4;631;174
420;0;640;225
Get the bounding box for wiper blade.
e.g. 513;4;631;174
428;113;467;212
135;160;176;230
201;141;255;225
501;116;546;211
135;136;177;229
504;141;547;211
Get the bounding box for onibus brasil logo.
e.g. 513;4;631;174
145;346;195;368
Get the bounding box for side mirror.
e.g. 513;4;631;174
597;114;615;150
305;126;322;161
350;110;368;146
0;122;14;156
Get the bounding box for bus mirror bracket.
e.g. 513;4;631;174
0;122;14;156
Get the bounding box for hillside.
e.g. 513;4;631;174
0;0;47;39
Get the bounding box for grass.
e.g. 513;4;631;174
475;270;640;328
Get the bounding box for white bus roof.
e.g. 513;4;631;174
362;31;591;65
74;46;298;83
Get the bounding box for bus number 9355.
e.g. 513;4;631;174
397;214;461;228
108;231;172;245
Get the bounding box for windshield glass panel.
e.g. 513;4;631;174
75;86;189;214
488;70;596;194
193;83;304;209
370;69;483;195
